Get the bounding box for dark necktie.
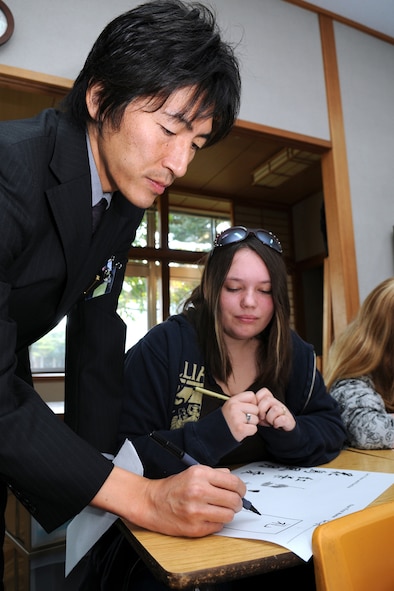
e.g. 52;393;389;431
92;197;107;233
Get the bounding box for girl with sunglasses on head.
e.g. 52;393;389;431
119;226;345;476
83;226;345;590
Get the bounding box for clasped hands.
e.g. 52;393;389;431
221;387;296;442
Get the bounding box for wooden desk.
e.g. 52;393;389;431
120;450;394;589
346;447;394;461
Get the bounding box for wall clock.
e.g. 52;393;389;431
0;1;14;46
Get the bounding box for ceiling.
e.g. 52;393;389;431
172;127;323;208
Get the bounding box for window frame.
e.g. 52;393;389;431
31;192;232;375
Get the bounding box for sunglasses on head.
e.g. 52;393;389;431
213;226;283;254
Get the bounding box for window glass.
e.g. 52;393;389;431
29;317;66;373
118;261;161;351
133;208;159;247
169;263;203;315
168;212;229;252
30;201;231;373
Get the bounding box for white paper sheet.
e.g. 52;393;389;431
65;439;143;576
215;460;394;561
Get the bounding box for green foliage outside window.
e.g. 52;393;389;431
30;208;230;372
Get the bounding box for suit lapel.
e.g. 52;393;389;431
45;117;93;308
54;193;144;318
45;114;145;318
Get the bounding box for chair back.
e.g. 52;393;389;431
312;501;394;591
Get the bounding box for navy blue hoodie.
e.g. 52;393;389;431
118;314;346;477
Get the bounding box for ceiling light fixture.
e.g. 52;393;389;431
252;147;320;188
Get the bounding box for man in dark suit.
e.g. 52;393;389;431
0;1;245;587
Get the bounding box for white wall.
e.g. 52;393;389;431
334;22;394;300
209;0;330;138
0;0;137;79
1;0;329;139
1;0;393;299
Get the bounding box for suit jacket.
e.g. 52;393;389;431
0;109;144;531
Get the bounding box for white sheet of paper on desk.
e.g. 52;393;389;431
215;461;394;561
65;439;143;576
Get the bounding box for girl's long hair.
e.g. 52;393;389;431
324;278;394;410
182;236;292;399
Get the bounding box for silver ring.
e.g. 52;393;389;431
282;406;286;415
245;413;252;423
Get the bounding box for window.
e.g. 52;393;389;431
30;193;231;373
29;317;66;373
118;194;231;351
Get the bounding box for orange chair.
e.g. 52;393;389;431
312;501;394;591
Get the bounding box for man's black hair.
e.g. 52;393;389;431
63;0;241;147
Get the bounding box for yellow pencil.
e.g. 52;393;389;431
194;386;230;401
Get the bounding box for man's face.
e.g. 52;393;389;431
87;86;213;209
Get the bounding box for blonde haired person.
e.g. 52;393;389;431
324;277;394;449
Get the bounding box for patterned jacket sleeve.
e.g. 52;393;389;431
330;376;394;449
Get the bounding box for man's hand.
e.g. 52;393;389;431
92;464;246;537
